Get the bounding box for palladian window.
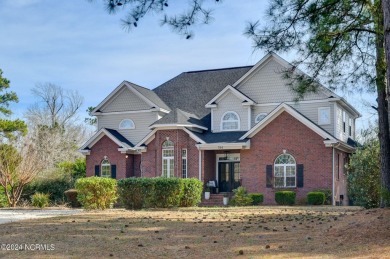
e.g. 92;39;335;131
221;111;240;131
274;154;296;188
162;140;174;177
255;113;267;123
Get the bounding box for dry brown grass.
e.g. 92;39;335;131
0;206;390;258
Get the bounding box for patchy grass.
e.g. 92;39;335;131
0;206;389;258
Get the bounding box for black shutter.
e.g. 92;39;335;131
297;164;304;187
95;165;100;177
266;165;273;188
111;165;117;179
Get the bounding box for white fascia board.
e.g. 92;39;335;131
95;109;157;116
324;140;355;153
182;128;206;144
149;124;208;131
205;85;254;108
135;129;157;147
91;81;162;115
80;128;132;150
232;53;273;87
240;103;336;141
196;141;250;150
78;149;91;155
337;98;361;118
91;81;128;114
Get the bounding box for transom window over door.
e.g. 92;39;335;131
274;154;296;188
162;140;174;177
221;111;240;131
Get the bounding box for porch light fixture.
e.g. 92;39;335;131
283;149;287;154
125;155;128;158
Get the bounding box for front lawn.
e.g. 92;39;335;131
1;206;389;258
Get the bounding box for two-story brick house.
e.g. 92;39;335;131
80;53;360;205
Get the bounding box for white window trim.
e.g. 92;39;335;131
220;111;241;131
119;119;135;129
101;159;111;178
182;149;187;178
255;113;268;124
274;154;296;188
162;140;174;177
318;107;331;125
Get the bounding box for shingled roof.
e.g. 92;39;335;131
153;66;253;120
128;82;171;111
151;108;208;129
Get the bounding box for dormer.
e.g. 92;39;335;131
205;85;255;132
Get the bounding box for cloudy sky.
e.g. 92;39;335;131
0;0;376;132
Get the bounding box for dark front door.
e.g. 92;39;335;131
218;162;240;192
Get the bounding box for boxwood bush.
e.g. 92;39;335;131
249;193;264;205
307;192;325;205
153;177;183;208
117;177;155;209
75;177;117;210
313;189;332;205
275;191;296;205
180;178;203;207
117;177;203;209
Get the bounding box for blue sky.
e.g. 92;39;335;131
0;0;376;132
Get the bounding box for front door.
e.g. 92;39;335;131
218;162;240;192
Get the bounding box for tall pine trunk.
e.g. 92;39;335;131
376;1;390;207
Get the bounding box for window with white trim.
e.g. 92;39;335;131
101;159;111;178
348;118;352;136
162;140;174;177
255;113;267;123
221;111;240;131
342;111;346;133
119;119;135;129
274;154;296;188
182;149;187;178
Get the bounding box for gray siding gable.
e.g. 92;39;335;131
101;87;151;112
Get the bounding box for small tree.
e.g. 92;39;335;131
348;130;381;208
0;142;43;207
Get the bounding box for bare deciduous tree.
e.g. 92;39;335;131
26;82;84;128
0;141;44;207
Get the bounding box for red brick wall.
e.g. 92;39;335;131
86;135;128;179
240;111;333;204
141;129;200;179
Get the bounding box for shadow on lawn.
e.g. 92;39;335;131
0;206;389;258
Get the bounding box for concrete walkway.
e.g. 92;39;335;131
0;209;83;224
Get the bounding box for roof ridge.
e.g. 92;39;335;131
185;65;253;74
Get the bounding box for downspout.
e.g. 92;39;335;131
198;149;202;181
332;146;335;206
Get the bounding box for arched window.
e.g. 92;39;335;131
274;154;296;188
221;111;240;131
162;140;174;177
255;113;267;123
119;119;135;129
101;159;111;178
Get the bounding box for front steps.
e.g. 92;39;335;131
199;193;228;207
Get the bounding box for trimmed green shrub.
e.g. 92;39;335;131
118;177;155;209
307;192;325;205
231;186;253;206
75;177;117;210
180;178;203;207
31;192;50;208
0;186;8;207
153;177;183;208
313;189;332;205
275;191;296;205
64;189;81;207
249;193;264;205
